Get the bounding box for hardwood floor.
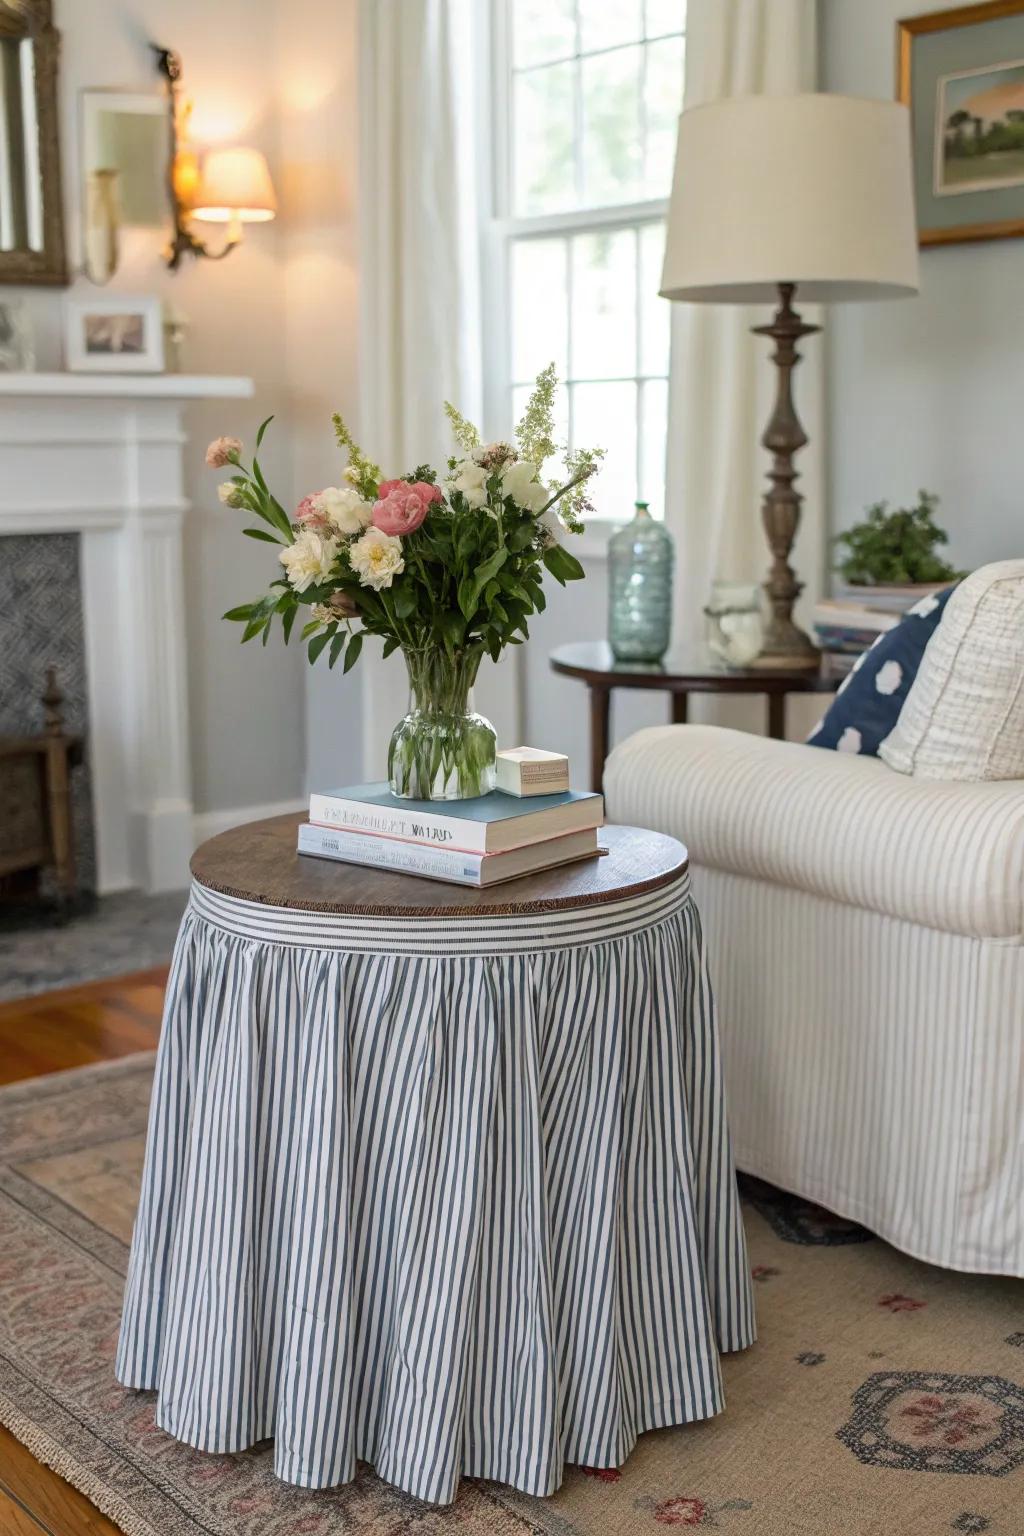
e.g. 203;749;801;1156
0;967;167;1536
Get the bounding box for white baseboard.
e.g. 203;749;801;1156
192;798;306;848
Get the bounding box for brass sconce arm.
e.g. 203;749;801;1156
151;43;243;271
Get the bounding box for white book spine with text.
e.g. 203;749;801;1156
298;822;487;883
307;795;490;853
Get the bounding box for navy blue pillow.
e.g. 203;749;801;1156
808;586;955;756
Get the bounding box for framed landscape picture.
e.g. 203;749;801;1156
898;0;1024;245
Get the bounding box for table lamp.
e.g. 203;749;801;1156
660;93;919;665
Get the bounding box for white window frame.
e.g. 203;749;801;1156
479;0;681;551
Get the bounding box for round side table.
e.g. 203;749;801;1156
551;640;837;792
117;815;755;1505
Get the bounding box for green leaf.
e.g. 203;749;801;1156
392;583;418;619
223;603;254;622
382;635;401;659
243;526;284;544
301;619;322;640
242;616;267;643
459;546;508;620
342;630;363;673
542;543;585;585
308;629;334;665
329;630;346;669
255;414;274;451
282;605;297;644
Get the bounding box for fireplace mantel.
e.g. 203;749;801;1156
0;373;254;894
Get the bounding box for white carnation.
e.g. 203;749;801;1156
501;459;547;512
349;526;405;590
320;485;373;536
451;458;488;509
217;481;243;507
278;529;339;593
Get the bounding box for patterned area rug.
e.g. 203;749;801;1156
1;1057;1022;1536
0;891;185;1002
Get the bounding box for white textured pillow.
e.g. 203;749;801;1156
880;560;1024;781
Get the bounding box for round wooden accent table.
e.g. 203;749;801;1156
190;811;688;916
118;812;754;1506
550;639;838;791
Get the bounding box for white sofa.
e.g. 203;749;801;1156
605;724;1024;1277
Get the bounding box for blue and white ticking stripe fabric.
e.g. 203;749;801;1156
116;875;755;1505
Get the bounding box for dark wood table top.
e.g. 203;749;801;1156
550;640;835;692
191;813;688;919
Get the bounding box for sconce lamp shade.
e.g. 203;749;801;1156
190;147;277;224
660;94;919;304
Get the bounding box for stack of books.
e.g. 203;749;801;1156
813;599;899;678
298;780;605;888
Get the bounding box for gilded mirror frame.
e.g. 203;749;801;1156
0;0;68;285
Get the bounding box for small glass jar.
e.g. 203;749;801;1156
704;582;764;668
608;502;674;663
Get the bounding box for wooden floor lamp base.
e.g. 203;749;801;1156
753;280;820;666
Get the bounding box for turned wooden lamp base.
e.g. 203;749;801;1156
752;280;820;669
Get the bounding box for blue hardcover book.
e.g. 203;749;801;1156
307;782;603;854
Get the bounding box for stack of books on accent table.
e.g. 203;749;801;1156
299;777;604;888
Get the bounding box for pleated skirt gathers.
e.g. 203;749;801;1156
116;871;755;1505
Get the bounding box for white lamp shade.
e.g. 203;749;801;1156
191;148;277;224
660;94;919;304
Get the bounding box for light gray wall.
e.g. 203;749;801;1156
821;0;1024;572
9;0;311;817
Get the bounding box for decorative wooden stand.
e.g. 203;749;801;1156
0;668;83;910
752;281;820;667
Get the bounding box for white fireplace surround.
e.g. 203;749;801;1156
0;373;254;894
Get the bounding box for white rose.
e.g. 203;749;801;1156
320;485;373;536
349;526;405;590
501;459;547;512
451;458;488;509
278;529;339;593
538;507;565;546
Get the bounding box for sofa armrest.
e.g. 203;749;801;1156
605;725;1024;940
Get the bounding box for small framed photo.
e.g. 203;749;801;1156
0;299;35;371
64;294;164;373
898;0;1024;246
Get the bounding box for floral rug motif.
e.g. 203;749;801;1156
2;1056;1024;1536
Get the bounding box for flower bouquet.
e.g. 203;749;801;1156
210;365;602;800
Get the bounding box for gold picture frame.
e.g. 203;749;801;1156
898;0;1024;246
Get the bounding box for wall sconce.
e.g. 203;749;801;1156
151;45;277;270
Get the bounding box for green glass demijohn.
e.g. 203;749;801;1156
608;502;674;662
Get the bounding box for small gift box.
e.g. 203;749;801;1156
495;747;570;798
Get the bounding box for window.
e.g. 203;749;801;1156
486;1;686;521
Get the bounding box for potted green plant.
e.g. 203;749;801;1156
833;491;963;605
835;491;964;592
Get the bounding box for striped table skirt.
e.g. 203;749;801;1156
116;872;755;1505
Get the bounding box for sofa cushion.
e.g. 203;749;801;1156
604;724;1024;939
880;560;1024;781
807;586;954;757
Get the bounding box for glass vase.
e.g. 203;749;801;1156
608;502;675;663
388;645;497;801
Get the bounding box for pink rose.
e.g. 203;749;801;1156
376;479;405;498
295;492;331;531
412;480;442;505
372;484;436;536
206;436;242;468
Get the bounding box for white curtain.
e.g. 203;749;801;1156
665;0;823;714
357;0;519;776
